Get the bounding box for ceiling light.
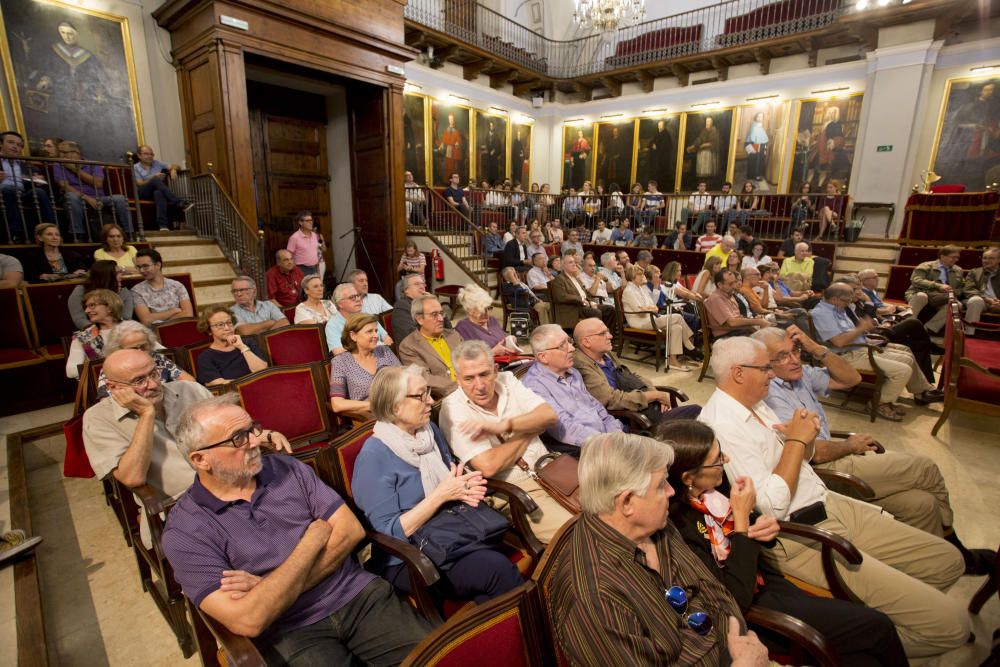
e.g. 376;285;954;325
600;113;625;119
641;108;668;116
448;94;469;104
746;94;780;102
489;106;508;115
574;0;647;34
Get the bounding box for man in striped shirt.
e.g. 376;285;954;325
549;432;768;666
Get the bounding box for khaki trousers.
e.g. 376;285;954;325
532;301;552;325
964;296;1000;334
651;312;695;355
763;493;967;657
908;292;951;332
816;450;953;536
840;344;933;403
506;477;574;544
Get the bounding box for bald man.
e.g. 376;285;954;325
266;249;304;307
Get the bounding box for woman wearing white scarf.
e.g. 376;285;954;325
352;365;523;604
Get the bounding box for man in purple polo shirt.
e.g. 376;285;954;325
53;140;133;241
161;395;432;664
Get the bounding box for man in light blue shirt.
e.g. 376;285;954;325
326;282;390;355
0;131;55;242
133;144;189;231
347;269;392;315
230;276;289;335
610;218;634;246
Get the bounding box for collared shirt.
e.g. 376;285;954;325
521;363;621;447
132;278;191;321
549;512;739;667
611;228;634;245
53;163;104;198
361;293;392;315
324;312;388;351
810;300;863;352
936;261;949;285
580;270;609;301
232;299;285;325
713;194;737;211
438;371;548;483
0;157;25;190
561;240;584;256
482;233;505;255
133;159;169;183
526;266;552;289
565;272;591;305
423;332;455;379
161;455;375;642
983;269;998;299
265;265;304;307
286;229;320;267
687;193;711;212
764;366;832;440
703;243;731;266
779;256;814;278
703;289;741;337
526;242;547;259
861;287;885;310
600;267;622;291
563;196;583;212
591;228;613;243
699;388;827;519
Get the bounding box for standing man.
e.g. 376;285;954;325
326;283;391;355
0;130;55;242
286;211;323;277
132;249;194;326
266;249;304;308
397;293;462;399
231;276;289;335
347;269;392;315
905;245;965;333
133;145;190;231
53;140;132;240
962;246;1000;334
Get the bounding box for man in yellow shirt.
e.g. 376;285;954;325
779;241;815;280
397;293;462;398
703;236;735;267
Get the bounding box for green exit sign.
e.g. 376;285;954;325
876;145;893;152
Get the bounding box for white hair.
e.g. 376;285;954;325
333;283;355;302
174;394;242;463
750;327;788;348
451;339;492;371
529;323;564;353
600;252;616;268
457;283;494;316
578;433;674;515
105;320;158;355
794;242;810;254
709;336;766;380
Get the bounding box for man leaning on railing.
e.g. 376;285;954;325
403;170;426;226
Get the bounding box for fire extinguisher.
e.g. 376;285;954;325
432;249;445;281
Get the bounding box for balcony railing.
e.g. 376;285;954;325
405;0;845;79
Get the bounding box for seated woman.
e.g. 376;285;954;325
741;241;772;271
329;313;402;422
294;274;337;324
454;284;518;355
95;320;195;398
789;183;815;237
66;289;123;379
651;262;702;348
396;241;426;300
352;365;523;604
815;181;844;241
68;259;134;329
23;223;88;283
621;265;696;371
693;255;723;299
659;420;907;667
94;223;139;275
195;305;267;386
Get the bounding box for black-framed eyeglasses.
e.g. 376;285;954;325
701;452;728;470
665;586;713;636
770;344;802;366
200;421;265;452
231;287;253;294
739;363;774;374
405;387;433;402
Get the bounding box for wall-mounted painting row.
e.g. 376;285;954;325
402;92;533;188
929;73;1000;192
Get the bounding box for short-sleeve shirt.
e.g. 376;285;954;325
161;455;375;641
810;301;863;352
294;300;338;324
324;312;388;352
266;265;304;307
779;256;814;278
765;365;832;440
286;230;320;267
443;186;465;206
54;163;104;197
132;278;191;319
438;372;548;483
328;346;401;401
0;253;23;276
232;300;285;326
704;289;740;336
196;340;263;384
361;293;393;315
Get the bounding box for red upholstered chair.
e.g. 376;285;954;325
0;287;46;369
22;280;84;357
883;265;914;306
282;305;297;323
154;317;207;349
401;581;552;667
381;311;394;339
261;324;328;366
180;339;213;381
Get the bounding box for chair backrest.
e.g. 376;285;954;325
154;317;207;349
182;339;213;380
382;311;394;339
22;280;82;349
530;516;579;667
883;265;913;303
940;299;960;389
321;420;376;503
262;324;328;367
0;287;34;350
612;285;627;331
282;305;297;323
234;363;332;447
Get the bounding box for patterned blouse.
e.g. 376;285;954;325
329;346;402;401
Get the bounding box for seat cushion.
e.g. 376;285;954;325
0;347;45;368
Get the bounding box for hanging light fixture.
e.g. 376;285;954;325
574;0;647;34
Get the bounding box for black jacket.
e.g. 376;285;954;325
22;247;89;283
502;239;531;271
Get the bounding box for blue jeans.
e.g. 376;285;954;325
138;178;182;229
1;184;55;241
65;192;133;238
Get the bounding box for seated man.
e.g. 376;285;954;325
811;283;940;421
703;235;735;267
266;249;304;308
501;266;551;324
53;140;133;240
699;336;970;659
695;220;722;253
639;181;665;228
905;245;965;333
598;251;625;291
778;242;814;280
753;325;994;574
525;252;553;292
962;246;1000;334
231;276;290;335
683;180;714;234
578;255;611;306
502;225;532;272
703;270;768;339
0;130;56;243
439;340;572;542
561;229;584;257
549;431;766;666
740;267;807;331
326;283;391;355
633;226;657;249
133;144;190;231
132;249;195;326
663;222;694;251
610;218;634;246
392;274;452;340
161;395;431;665
561;188;583;223
347;269;392;315
572;318;702;424
858;268;904;318
590;219;613;244
521;325;622;449
397;293;462;398
525;229;547;259
481;221;505;258
0;252;23;287
777;228;804;260
549;253;615;331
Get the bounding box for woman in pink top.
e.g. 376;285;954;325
286;210;323;276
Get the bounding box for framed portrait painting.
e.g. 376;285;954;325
403;93;428;185
635;115;681;193
929;75;1000;192
562;123;594;191
732;101;790;194
0;0;143;162
787;93;864;194
511;121;532;186
680;109;734;192
594;120;636;191
430;100;470;187
473;110;507;185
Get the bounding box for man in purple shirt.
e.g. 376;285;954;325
161;395;431;664
521;324;623;449
53;141;132;240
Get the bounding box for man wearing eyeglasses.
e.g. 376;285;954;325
398;293;462;399
161;394;432;665
231;276;289;335
132;248;194;326
325;282;392;355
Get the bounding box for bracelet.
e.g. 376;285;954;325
237;346;249;353
784;438;810;448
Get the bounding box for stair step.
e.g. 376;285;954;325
195;283;237;306
833;258;888;273
157;245;225;263
172;262;238;282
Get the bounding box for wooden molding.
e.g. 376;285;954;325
711;56;729;82
599;76;622;98
463;58;494;81
489;69;516;89
671;63;689;87
752;47;772;76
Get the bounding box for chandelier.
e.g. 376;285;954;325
574;0;647;33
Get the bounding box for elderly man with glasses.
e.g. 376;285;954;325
397;293;463;399
325;282;392;356
698;336;969;659
161;394;432;666
231;276;289;335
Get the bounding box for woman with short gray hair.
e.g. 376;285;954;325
454;283;518;355
95;320;195;398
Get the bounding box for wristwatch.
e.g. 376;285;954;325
813;346;828;361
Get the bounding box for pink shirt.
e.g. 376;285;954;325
287;230;320;267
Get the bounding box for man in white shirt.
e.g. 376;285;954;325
698;336;968;659
526;252;553;291
591;219;613;244
713;181;738;229
438;340;571;542
348;269;392;315
403;170;426;226
579;255;611;305
684;180;713;234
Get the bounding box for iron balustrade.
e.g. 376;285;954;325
406;184;492;290
404;0;845;80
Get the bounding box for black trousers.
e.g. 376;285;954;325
881;316;936;383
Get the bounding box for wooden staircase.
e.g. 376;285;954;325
833;236;900;289
145;230;236;309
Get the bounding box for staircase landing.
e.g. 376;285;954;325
833;236;900;289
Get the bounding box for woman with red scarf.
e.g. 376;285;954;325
658;420;908;667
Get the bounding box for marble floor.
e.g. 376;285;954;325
1;360;998;666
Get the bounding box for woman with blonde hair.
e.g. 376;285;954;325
693;255;723;298
66;289;123;379
454;283;518;355
621;265;696;371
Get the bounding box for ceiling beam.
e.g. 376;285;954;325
512;78;543;97
671;63;689;87
430;43;460;68
635;70;655;93
752;47;771;75
573;81;594;102
489;69;516;89
848;24;878;52
710;56;729;82
462;59;494;81
599;76;622;98
799;36;818;68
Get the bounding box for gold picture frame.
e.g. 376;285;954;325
928;73;1000;192
679;107;735;192
732;100;791;193
785;92;864;194
635;113;683;193
562;122;595;191
403;91;429;185
593;119;637;191
472;109;509;185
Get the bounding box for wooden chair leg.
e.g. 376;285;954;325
969;573;998;614
932;395;954;437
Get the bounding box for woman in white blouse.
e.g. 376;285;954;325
693;255;723;299
741;240;772;271
294;274;338;324
621;265;696;371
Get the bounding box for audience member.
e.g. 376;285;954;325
196;305;268;386
66;289;123;379
698;336;969;658
266;249;304;308
622;265;697;371
640;181;665;228
562;188;583;223
549;431;764;666
404;170;426;226
738;267;805;330
453;284;517;354
591;219;613;244
525;229;546;258
778;242;814;279
502;225;531;272
561;229;584;257
352;366;523;602
610;218;634;246
598;251;625;291
962;246;1000;334
521;325;622;448
482;221;505;258
704;235;735;267
857;268;903;318
741;240;771;270
96;321;195;397
329;313;402;422
393;273;443;340
132;249;194;326
94;223;138;273
397;293;462;398
549;253;615;331
659;420;908;666
788;183;815;237
776;228;804;259
443;172;472;216
684;180;714;234
0;252;22;288
526;252;553;290
55;141;133;239
693;255;723;299
397;240;427;301
286;210;323;276
161;394;430;665
713;182;738;229
696;220;722;253
704;270;768;338
663;222;694;251
736;224;757;254
0;130;56;242
633;226;657;249
68;259;134;329
132;145;189;231
231;276;289;335
325;283;391;355
500;266;551;324
22;223;88;283
294;275;337;324
814;181;843;241
906;245;965;333
347;269;392;315
578;254;611;306
770;265;819;310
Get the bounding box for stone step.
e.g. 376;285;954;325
157;243;225;263
833;258;891;273
195;283;236;306
170;261;237;282
836;246;898;262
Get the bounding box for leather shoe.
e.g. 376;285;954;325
913;389;944;405
964;548;996;576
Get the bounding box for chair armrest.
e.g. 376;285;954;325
778;521;863;603
365;531;440;590
608;409;652;433
486;479;544;559
744;605;839;667
812;468;875;501
653;385;688;406
828;431;884;454
191;601;266;667
133;483;166;516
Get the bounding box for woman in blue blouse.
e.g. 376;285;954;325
352;365;523;603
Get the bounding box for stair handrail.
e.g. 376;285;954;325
409;185;490;291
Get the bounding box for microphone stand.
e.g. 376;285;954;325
338;225;385;296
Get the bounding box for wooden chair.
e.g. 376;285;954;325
261;324;328;366
695;300;738;382
613;285;665;372
188;598;266;667
179;339;213;381
282;304;297;323
154;317;207;349
401;581;553;667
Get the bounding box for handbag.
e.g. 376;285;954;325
63;364;95;478
520;453;581;515
411;501;509;569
